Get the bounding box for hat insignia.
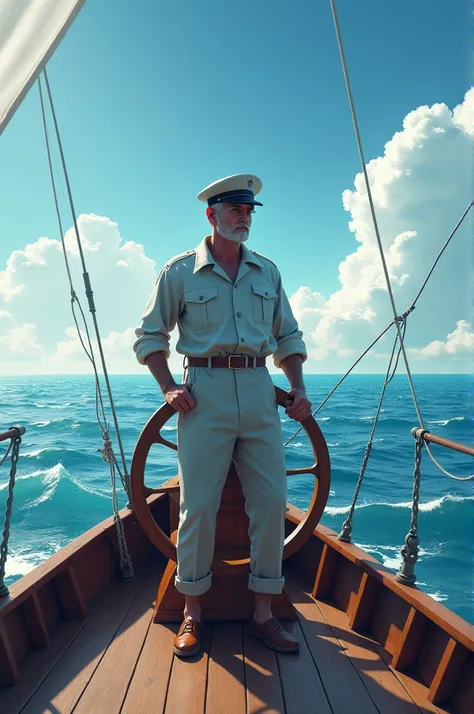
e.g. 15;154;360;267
247;178;253;187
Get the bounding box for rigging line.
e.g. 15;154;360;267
284;196;469;447
411;200;473;309
284;318;395;446
0;440;12;468
37;77;73;287
368;326;402;442
339;325;403;541
42;68;130;495
284;192;465;447
423;442;474;482
39;76;131;499
386;318;407;386
329;0;425;429
37;77;109;436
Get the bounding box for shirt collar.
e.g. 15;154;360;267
193;236;264;273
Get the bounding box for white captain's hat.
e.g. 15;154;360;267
197;173;263;206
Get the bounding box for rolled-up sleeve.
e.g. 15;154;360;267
133;266;181;365
272;274;307;369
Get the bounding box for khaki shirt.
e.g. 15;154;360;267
133;236;307;369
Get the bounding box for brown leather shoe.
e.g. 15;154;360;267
249;617;300;652
173;617;201;657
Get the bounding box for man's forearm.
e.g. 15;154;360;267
145;351;177;393
280;354;305;391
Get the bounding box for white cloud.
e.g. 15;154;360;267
290;88;473;372
409;321;474;358
0;322;44;359
0;214;185;376
1;91;472;375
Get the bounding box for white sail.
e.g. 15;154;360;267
0;0;86;135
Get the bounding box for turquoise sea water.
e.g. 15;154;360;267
1;373;472;623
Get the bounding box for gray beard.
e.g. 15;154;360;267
216;218;250;243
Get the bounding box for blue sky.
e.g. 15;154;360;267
0;0;472;374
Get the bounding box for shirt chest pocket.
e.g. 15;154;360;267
251;284;277;326
184;288;221;331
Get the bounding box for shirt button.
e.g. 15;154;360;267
240;337;245;342
199;296;204;300
236;312;242;317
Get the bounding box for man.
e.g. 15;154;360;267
133;173;311;657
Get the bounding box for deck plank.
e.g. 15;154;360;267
21;578;141;714
243;626;285;714
319;596;452;714
164;626;210;714
276;619;332;714
121;621;177;714
377;644;452;714
205;623;246;714
286;578;380;714
316;596;425;714
0;590;107;714
73;571;159;714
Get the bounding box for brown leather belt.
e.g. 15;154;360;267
187;355;266;369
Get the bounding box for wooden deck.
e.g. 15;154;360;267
0;560;452;714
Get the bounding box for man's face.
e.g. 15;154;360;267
214;203;255;243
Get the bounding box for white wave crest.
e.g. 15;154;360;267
325;493;472;516
427;592;448;603
23;446;65;458
428;416;467;427
3;554;37;578
0;462;112;503
4;546;63;580
0;463;64;493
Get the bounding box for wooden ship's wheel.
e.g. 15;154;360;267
130;386;331;622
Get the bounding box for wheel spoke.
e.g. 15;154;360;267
286;464;319;477
144;484;180;496
153;434;177;451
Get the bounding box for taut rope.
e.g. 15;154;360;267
38;73;134;579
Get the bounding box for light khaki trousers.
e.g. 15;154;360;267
175;365;287;596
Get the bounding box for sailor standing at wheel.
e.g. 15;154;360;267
133;174;311;657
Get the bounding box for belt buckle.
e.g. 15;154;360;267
228;354;247;369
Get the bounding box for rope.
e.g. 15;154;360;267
284;318;396;446
99;436;134;579
285;3;473;485
38;74;134;579
330;1;473;483
396;435;422;585
329;0;425;430
0;430;22;597
285;199;471;448
411;200;473;307
338;321;407;542
41;71;131;502
423;442;474;482
0;440;13;468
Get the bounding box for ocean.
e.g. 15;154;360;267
1;373;472;623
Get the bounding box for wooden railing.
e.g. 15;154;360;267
411;427;474;457
0;426;26;443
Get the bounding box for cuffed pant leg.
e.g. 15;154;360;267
233;384;288;595
175;367;237;596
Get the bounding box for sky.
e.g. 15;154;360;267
0;0;472;376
